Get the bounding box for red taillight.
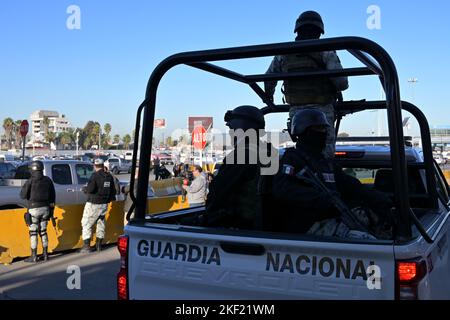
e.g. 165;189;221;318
335;151;347;156
396;259;427;300
117;235;129;300
397;262;417;282
118;235;128;256
117;269;128;300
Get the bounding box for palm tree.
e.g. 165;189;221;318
58;132;72;149
123;134;131;150
46;131;56;149
92;123;101;149
113;134;120;149
2;118;14;149
103;123;112;148
13;120;22;149
42;116;50;139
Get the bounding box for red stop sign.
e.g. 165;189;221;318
19;120;29;137
192;126;207;150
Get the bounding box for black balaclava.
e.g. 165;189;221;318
296;25;322;41
298;127;327;155
31;170;44;180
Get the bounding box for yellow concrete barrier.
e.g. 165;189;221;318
0;195;189;264
444;170;450;184
150;178;183;197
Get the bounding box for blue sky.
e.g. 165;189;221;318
1;0;449;139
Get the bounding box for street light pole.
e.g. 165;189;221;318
76;130;79;156
408;77;419;102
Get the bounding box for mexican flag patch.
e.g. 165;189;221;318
283;164;295;176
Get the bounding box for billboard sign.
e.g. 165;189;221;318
188;116;213;133
154;119;166;129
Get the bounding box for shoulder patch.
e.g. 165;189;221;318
283;164;295;176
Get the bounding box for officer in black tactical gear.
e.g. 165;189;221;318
272;109;393;238
20;160;56;263
205;105;277;230
79;158;116;253
265;10;349;159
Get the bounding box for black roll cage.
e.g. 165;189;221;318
129;36;438;242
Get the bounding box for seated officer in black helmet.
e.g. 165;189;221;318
205;105;272;230
272;109;393;238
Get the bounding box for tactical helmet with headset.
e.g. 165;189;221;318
224;105;265;130
287;108;330;142
294;11;325;34
29;160;44;171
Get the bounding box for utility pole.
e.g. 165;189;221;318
76;130;79;156
378;85;385;136
408;77;419;102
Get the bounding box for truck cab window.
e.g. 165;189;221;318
52;164;72;185
0;163;16;179
76;164;94;184
14;165;31;179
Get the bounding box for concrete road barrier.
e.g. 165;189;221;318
0;195;189;264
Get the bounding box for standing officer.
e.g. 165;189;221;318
153;156;161;181
264;11;349;159
79;158;115;253
272;109;393;239
20;160;56;263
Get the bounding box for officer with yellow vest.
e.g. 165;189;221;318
264;11;348;159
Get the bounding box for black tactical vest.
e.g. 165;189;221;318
29;176;53;206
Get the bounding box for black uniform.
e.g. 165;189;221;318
20;171;56;208
20;169;56;261
206;150;260;229
85;169;116;204
273;143;392;234
205;141;276;230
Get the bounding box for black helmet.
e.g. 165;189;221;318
289;108;330;138
29;160;44;171
224;105;265;130
294;11;324;34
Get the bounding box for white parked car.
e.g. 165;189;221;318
441;151;450;160
124;151;133;161
433;153;446;165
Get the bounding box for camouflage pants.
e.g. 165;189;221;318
289;104;336;159
28;207;49;250
307;218;377;240
81;202;108;241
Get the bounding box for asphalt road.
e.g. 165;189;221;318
0;165;176;301
0;246;120;300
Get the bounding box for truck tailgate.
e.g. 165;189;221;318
126;224;395;300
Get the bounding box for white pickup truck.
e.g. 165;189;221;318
118;37;450;300
0;160;95;209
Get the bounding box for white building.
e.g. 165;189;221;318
30;110;72;143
